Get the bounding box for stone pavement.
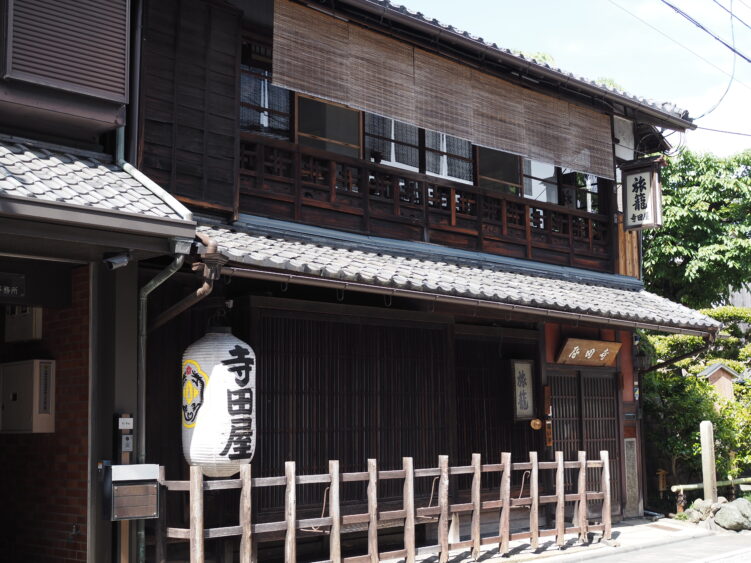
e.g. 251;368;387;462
389;517;745;562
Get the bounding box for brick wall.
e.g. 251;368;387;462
0;265;90;562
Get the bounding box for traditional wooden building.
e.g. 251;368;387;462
0;0;722;561
135;0;720;557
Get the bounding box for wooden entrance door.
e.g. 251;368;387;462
548;369;621;515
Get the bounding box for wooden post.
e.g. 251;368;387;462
600;451;611;540
529;451;539;549
156;466;166;563
329;460;342;563
438;455;449;563
700;421;718;503
498;452;511;556
403;457;416;563
285;461;296;563
577;451;588;544
367;459;379;563
555;451;565;547
190;466;204;563
470;453;481;560
240;465;253;563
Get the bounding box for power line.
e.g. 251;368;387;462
695;125;751;136
660;0;751;65
607;0;751;93
713;0;751;32
696;0;737;119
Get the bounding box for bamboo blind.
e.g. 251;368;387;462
273;0;615;179
272;0;350;103
350;25;416;124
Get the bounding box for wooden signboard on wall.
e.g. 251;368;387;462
555;338;621;367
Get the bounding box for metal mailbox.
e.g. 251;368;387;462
103;464;160;521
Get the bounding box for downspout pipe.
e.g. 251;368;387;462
136;252;183;563
148;232;227;332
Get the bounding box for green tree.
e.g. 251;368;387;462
642;149;751;308
641;307;751;485
595;77;624;90
516;51;555;65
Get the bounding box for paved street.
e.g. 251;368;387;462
394;518;751;563
564;533;751;562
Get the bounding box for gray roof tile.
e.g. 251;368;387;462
0;139;189;221
199;223;720;334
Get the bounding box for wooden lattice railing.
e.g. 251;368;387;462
238;135;613;273
156;450;612;563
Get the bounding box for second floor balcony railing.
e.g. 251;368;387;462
239;134;612;272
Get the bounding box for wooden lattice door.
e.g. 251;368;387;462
548;369;621;515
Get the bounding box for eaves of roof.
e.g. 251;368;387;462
197;217;720;337
0;135;195;241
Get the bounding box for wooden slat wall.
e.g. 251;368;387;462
249;307;453;513
140;0;240;210
7;0;129;102
454;337;543;491
272;0;615;179
617;214;641;278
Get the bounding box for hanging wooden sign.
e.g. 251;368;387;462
512;360;535;420
545;420;553;447
621;156;664;231
555;338;621;367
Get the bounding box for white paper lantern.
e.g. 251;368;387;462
181;327;256;477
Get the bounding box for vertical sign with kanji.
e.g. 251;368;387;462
622;164;663;230
512;360;535;420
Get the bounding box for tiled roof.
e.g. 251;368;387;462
199;223;720;335
345;0;691;124
0;138;190;221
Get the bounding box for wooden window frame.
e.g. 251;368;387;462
296;94;363;156
424;130;474;185
475;146;523;196
363;113;420;172
240;31;292;139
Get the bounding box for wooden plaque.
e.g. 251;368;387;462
555;338;621;367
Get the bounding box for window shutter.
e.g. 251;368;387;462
6;0;129;103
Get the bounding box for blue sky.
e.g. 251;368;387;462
398;0;751;157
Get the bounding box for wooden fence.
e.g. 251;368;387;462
156;450;612;563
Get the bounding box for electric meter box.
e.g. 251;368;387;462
103;464;160;521
0;359;55;433
4;306;43;342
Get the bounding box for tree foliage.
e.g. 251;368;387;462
642;150;751;308
641;307;751;484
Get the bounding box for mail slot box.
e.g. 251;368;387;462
103;464;160;521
